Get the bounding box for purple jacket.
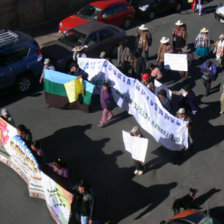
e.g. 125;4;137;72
100;88;113;109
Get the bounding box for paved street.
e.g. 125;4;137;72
1;1;224;223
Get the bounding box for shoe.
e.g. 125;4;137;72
220;111;224;114
97;123;105;128
137;171;143;176
107;116;113;121
134;170;138;175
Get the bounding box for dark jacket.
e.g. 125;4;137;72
100;88;113;109
181;91;197;113
70;185;94;219
159;97;172;112
69;68;88;80
133;56;146;78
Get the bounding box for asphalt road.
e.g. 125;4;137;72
1;0;224;223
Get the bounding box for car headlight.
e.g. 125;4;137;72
139;4;149;11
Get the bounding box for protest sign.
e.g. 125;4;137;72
79;58;189;151
122;130;148;162
164;53;188;71
0;118;73;223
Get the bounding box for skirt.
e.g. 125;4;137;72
196;47;210;57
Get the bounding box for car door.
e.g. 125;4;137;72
100;7;116;25
0;46;30;89
0;53;15;90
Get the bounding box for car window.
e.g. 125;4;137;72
99;29;114;42
102;4;129;19
85;32;98;46
77;4;102;20
0;46;29;66
59;30;86;47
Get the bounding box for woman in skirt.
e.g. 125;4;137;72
195;27;210;58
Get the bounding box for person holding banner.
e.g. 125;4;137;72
157;89;172;113
98;83;114;127
173;86;197;115
17;124;33;148
69;179;94;224
148;63;162;80
131;52;146;79
0;108;15;126
129;126;145;176
46;158;69;178
69;63;88;80
141;73;155;93
39;58;55;84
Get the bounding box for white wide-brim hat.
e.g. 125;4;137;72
72;45;88;52
175;20;184;26
139;24;148;31
219;34;224;39
160;36;169;44
200;27;209;33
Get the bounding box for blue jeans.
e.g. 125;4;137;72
80;215;89;224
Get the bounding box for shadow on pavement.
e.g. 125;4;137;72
38;124;177;223
207;206;224;223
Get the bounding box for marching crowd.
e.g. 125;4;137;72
1;9;224;224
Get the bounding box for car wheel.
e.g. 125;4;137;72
123;18;132;29
148;11;155;20
176;3;182;12
15;73;33;93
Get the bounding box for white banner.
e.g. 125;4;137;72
79;58;189;151
122;131;148;162
164;53;188;72
0;118;73;224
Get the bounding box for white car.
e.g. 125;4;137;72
215;5;224;23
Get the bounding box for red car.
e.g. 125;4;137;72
59;0;135;33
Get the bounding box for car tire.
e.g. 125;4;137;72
148;11;155;20
176;3;182;12
123;18;132;29
15;73;33;93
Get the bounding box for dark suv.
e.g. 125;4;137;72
0;29;43;93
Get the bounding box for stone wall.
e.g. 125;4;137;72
0;0;92;29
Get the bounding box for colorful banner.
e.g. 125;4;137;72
122;130;148;162
78;58;189;151
0;118;73;223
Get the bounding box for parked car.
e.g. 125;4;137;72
42;21;126;71
0;29;43;93
162;210;220;224
59;0;135;33
214;4;224;23
127;0;183;20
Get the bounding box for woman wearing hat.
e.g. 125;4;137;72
179;45;194;81
136;24;152;60
39;58;55;84
72;45;87;63
195;28;210;58
213;34;224;69
172;20;187;51
157;37;173;70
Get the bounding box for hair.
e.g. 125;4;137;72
149;63;155;69
17;124;27;133
79;179;89;189
73;63;79;69
103;82;109;88
134;52;139;57
206;61;212;67
158;89;167;97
